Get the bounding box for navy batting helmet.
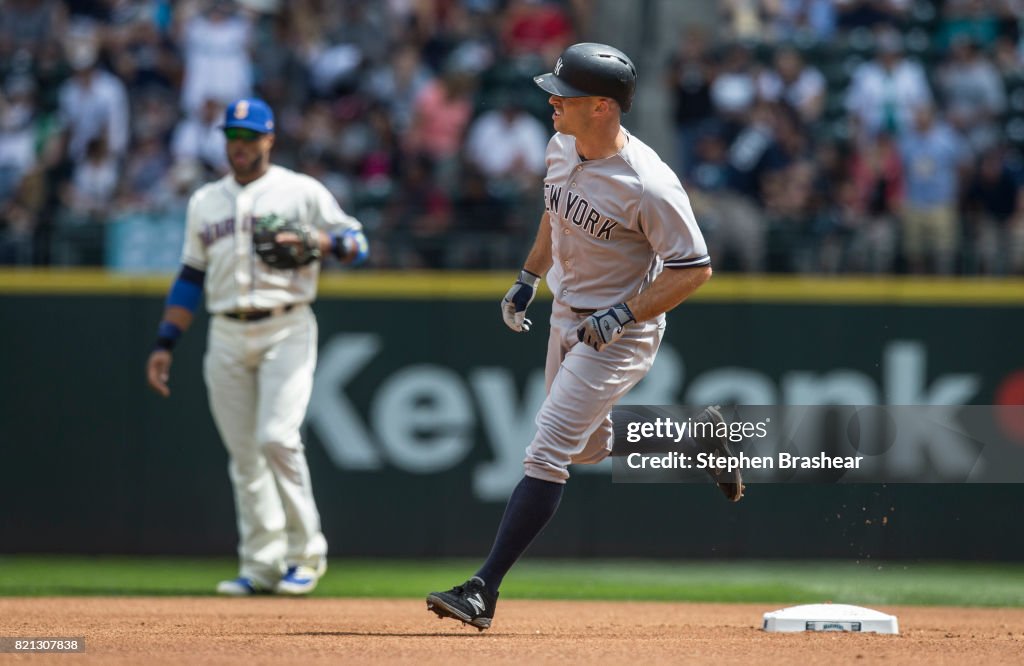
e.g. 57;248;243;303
533;43;637;112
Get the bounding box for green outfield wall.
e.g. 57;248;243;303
1;271;1023;560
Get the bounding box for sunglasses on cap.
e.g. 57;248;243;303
223;127;265;141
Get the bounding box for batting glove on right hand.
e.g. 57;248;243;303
577;303;636;351
501;270;541;332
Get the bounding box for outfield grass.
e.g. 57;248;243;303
1;557;1022;607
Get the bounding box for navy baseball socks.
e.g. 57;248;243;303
427;475;563;629
476;475;563;591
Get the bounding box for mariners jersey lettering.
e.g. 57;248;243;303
181;165;361;313
543;130;709;309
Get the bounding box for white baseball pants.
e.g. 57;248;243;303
203;304;327;587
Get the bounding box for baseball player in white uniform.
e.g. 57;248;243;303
426;43;741;630
145;98;368;596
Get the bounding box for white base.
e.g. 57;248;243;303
762;604;899;634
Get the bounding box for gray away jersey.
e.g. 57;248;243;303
542;129;709;309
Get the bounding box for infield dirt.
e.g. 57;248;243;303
1;597;1022;665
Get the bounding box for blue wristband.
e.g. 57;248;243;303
331;229;368;266
154;321;182;351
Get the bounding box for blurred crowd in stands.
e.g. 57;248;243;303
1;0;1024;274
676;0;1024;274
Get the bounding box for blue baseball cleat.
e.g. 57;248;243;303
275;559;327;595
216;577;271;596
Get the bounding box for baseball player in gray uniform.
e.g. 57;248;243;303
145;98;368;596
426;43;742;630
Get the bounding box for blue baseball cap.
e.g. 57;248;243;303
223;98;275;133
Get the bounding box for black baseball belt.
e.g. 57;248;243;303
570;307;596;315
223;304;296;322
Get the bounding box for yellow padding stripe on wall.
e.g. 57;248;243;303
0;269;1022;305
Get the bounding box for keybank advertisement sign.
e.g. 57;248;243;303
306;299;1022;501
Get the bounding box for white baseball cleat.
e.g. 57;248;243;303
275;560;327;595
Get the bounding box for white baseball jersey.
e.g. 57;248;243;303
181;164;362;313
542;128;709;309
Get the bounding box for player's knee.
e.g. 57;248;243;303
534;413;586;451
260;437;304;461
571;431;613;466
523;458;569;483
229;455;267;481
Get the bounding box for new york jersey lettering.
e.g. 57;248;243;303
551;188;618;240
544;183;562;214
